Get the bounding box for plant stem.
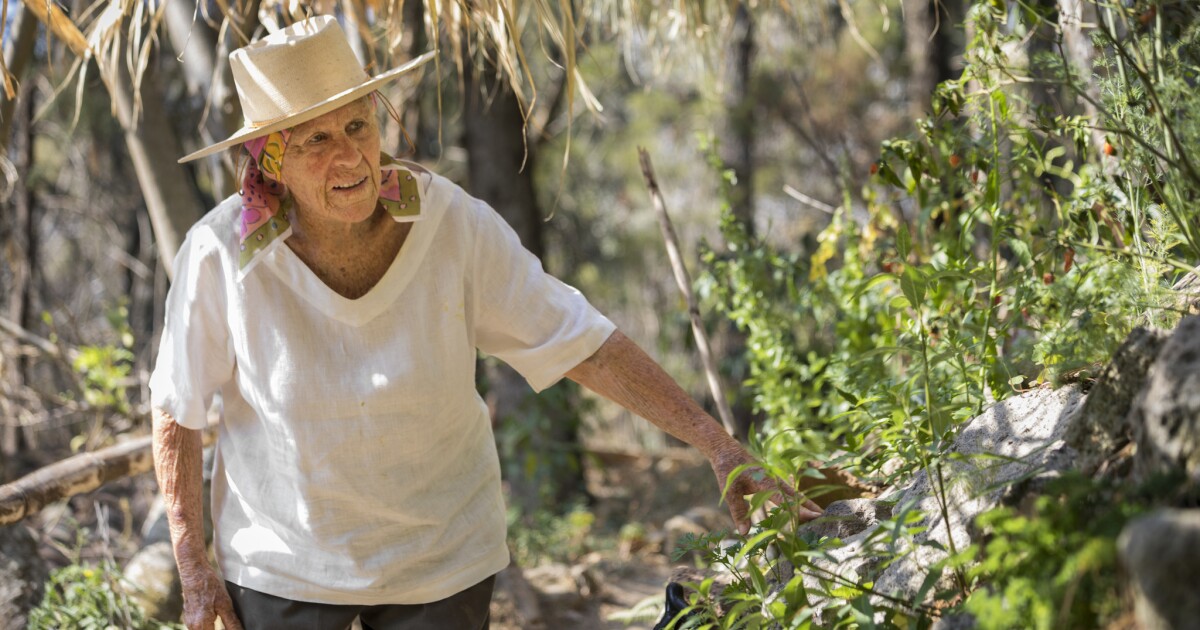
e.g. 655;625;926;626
920;321;969;594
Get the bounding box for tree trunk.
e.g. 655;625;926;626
163;0;258;201
109;37;207;276
1058;0;1105;153
721;4;756;238
720;5;758;441
903;0;958;116
0;5;38;154
1;73;37;482
462;60;588;511
401;0;438;160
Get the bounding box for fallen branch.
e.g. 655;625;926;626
637;148;738;439
0;426;216;525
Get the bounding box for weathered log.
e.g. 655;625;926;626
0;428;216;525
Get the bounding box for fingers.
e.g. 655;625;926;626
727;494;751;536
216;594;244;630
217;606;245;630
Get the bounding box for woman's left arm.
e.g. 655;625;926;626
565;330;822;534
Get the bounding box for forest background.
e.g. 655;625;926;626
0;0;1197;628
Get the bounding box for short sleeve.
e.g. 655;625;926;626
469;199;616;392
149;229;235;430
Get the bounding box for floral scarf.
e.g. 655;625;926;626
238;130;423;278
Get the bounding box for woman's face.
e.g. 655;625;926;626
280;98;382;225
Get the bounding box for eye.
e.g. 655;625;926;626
306;132;328;145
347;119;367;134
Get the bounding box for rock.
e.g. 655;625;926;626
1131;315;1200;482
785;388;1085;620
0;524;48;630
124;541;182;622
1118;509;1200;630
1066;326;1168;473
869;385;1085;603
524;563;588;610
799;498;892;541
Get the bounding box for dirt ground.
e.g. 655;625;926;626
490;447;725;630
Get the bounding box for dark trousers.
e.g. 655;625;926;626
225;575;495;630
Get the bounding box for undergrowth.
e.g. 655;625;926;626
678;0;1199;627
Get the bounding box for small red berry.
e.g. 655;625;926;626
1103;141;1117;157
948;154;963;169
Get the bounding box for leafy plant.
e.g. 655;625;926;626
506;504;598;566
684;1;1196;626
29;558;183;630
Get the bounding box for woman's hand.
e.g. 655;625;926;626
179;561;243;630
151;411;242;630
709;442;823;535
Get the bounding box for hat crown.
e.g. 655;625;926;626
230;16;371;127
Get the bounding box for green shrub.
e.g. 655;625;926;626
686;0;1197;627
29;559;183;630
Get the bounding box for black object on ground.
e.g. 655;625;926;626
653;582;694;630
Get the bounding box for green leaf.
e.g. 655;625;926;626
900;266;927;308
897;223;912;260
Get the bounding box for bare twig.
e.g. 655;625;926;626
0;315;73;361
783;185;837;215
637;148;739;439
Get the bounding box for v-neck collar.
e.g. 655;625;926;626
262;189;444;327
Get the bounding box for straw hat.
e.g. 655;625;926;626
178;16;434;163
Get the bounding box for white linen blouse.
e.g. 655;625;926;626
149;167;616;605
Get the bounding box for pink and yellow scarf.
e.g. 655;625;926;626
238;130;423;277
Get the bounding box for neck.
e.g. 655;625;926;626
287;201;395;255
283;200;410;300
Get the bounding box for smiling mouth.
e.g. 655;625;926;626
333;176;368;191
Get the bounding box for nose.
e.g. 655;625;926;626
330;135;361;167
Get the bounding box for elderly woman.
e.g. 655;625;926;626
150;16;819;630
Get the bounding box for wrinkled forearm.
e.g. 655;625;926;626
565;330;741;459
151;407;209;573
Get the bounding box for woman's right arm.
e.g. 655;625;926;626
151;408;243;630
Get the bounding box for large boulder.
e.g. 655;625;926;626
1119;508;1200;630
787;386;1085;618
1131;315;1200;482
800;498;891;542
0;524;48;630
1065;326;1168;474
124;541;183;622
869;385;1084;602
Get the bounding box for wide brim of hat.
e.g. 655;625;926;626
178;51;435;164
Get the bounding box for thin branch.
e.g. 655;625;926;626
637;148;739;439
0;315;73;361
783;185;837;215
